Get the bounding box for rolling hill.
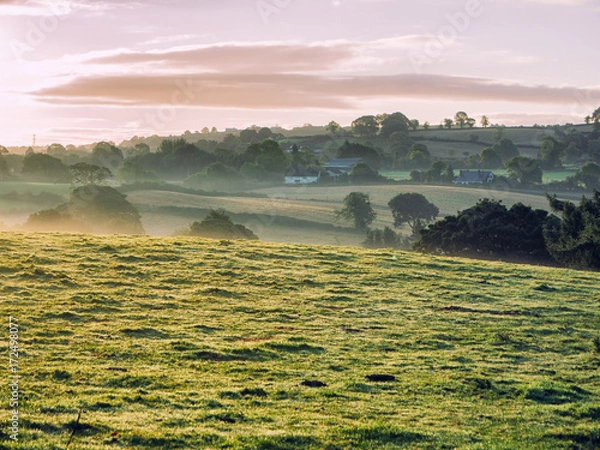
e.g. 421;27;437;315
1;232;599;449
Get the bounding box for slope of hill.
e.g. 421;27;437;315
2;232;599;449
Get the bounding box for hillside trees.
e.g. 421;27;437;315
26;185;144;235
544;191;600;270
22;153;68;182
454;111;474;129
493;138;519;162
351;115;379;138
241;139;288;181
336;192;377;231
69;162;112;186
480;147;503;169
505;156;542;187
575;162;600;190
325;121;342;135
92;142;124;171
388;193;439;235
379;112;410;137
538;136;566;169
414;200;555;263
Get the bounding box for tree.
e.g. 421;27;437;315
22;153;68;182
480;147;503;169
350;162;379;184
201;127;210;134
544;191;600;270
242;139;288;181
422;161;454;184
379;112;410;137
46;143;67;158
409;119;420;131
0;155;9;181
211;127;218;133
337;141;381;170
325;121;342;135
184;162;244;192
26;185;144;234
444;118;453;129
593;107;600;124
423;121;430;131
69;162;112;186
364;226;402;249
538;136;566;170
505;156;542;187
351;115;379;138
481;116;490;128
575;162;600;190
388;193;439;235
92;142;124;171
406;143;431;169
239;129;259;144
454;111;469;129
188;209;258;240
493;126;506;142
257;127;274;141
117;160;158;184
493;138;519;162
336;192;377;231
415;199;554;263
585;116;592;125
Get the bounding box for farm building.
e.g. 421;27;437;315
454;170;495;185
323;158;365;178
284;168;320;185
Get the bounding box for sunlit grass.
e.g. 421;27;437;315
1;231;599;449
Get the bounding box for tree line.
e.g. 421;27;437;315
338;190;600;271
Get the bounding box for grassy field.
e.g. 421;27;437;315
1;232;599;449
380;170;577;183
126;185;562;245
0;181;583;247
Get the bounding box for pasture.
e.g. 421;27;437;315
1;232;599;449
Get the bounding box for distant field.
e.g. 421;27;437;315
381;170;577;184
253;184;556;217
0;180;581;247
124;185;571;245
2;232;599;449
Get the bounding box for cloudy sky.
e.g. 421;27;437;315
0;0;599;146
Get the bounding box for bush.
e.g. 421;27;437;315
185;210;258;240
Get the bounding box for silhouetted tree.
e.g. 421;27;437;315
336;192;377;231
505;156;542;187
188;209;258;240
415;199;554;263
388;193;439;235
69;162;112;186
544;191;600;270
351;115;379;138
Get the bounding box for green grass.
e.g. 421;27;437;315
1;231;599;449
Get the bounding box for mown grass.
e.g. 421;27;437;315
1;232;599;449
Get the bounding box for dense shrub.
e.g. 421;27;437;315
185;210;258;240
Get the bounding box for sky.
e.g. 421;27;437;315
0;0;599;146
